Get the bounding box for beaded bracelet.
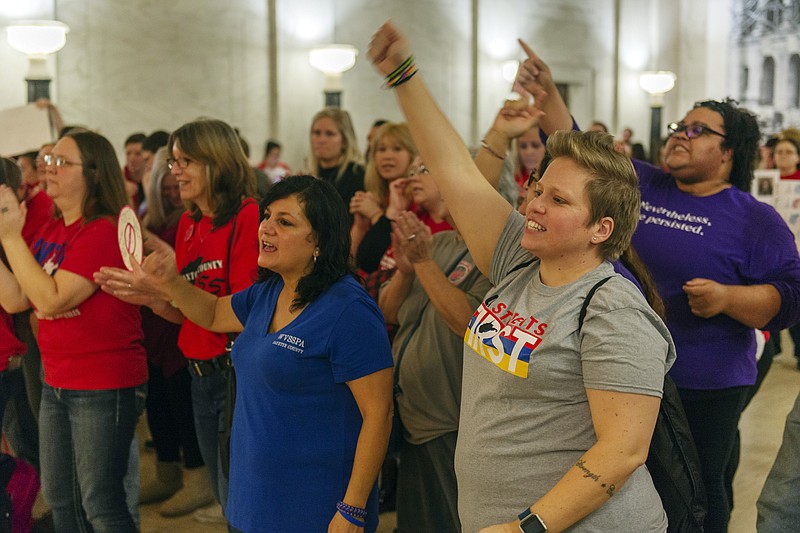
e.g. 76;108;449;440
338;509;366;527
337;500;368;520
480;139;505;160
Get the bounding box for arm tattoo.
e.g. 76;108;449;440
575;460;616;497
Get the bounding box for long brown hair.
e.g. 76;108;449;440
168;119;256;228
64;129;130;222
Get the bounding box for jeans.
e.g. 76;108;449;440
757;389;800;532
677;386;749;533
39;384;145;533
124;436;140;527
191;369;230;510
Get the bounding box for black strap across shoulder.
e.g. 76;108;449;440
577;277;612;331
576;274;707;532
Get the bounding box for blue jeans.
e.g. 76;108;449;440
39;384;145;533
757;389;800;532
191;369;230;510
125;435;139;527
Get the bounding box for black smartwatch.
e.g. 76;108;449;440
518;508;547;533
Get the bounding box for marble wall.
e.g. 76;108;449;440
0;0;733;166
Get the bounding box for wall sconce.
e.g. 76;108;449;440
5;20;70;102
309;44;358;108
639;70;676;164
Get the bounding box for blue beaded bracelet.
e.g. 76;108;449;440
336;500;368;520
338;508;366;527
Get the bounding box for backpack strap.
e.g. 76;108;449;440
578;277;612;331
506;257;537;277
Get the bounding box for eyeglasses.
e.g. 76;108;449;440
166;156;193;170
667;122;727;139
407;165;429;177
43;154;83;168
527;168;541;187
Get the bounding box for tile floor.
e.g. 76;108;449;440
36;334;800;533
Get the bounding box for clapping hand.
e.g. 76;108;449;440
350;191;384;223
0;186;26;242
391;211;432;268
94;237;180;307
385;178;412;220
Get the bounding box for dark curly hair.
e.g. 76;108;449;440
693;98;760;192
257;175;356;310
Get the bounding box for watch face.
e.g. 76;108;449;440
519;512;547;533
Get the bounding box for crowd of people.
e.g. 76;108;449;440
2;19;800;533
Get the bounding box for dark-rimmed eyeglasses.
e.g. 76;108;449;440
43;154;83;168
667;122;727;139
166;156;193;170
527;168;541;188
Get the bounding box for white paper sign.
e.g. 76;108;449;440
0;104;53;157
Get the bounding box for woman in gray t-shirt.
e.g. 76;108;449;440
368;22;676;533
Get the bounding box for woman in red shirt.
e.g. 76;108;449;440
0;130;147;533
96;119;259;522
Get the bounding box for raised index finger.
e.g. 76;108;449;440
517;38;538;61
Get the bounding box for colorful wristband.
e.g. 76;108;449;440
336;500;368;519
338;508;366;527
390;67;417;88
386;56;414;81
384;56;418;89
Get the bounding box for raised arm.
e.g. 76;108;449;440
476;98;542;191
516;39;574;135
368;22;511;275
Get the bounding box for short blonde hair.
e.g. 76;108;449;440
364;123;417;207
545;130;640;260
